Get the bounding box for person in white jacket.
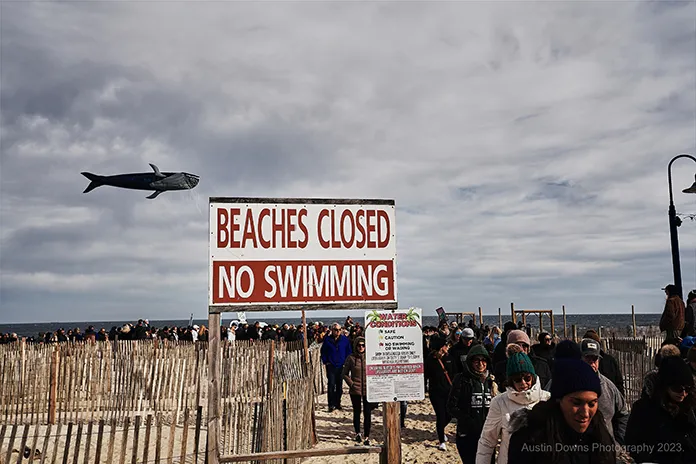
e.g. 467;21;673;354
475;345;550;464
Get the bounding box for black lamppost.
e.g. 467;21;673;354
667;154;696;298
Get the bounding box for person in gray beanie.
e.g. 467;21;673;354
507;359;616;464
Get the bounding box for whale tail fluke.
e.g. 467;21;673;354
81;172;103;193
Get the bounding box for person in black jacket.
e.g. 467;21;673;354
492;321;518;367
424;336;455;450
625;357;696;463
531;331;555;366
583;330;625;396
446;344;497;460
507;358;616;464
449;327;476;373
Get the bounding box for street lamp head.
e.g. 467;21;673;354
682;174;696;194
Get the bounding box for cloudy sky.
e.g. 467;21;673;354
1;1;695;324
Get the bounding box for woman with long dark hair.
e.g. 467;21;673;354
625;356;696;463
424;336;455;450
342;336;375;445
507;358;617;464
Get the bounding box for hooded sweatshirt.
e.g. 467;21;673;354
476;375;550;464
446;344;498;437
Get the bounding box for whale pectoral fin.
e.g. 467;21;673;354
149;163;165;178
146;190;164;199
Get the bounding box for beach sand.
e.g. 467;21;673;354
303;393;460;464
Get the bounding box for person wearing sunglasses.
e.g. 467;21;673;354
342;337;375;445
508;358;617;464
625;356;696;463
476;345;550;464
446;344;497;459
494;330;551;392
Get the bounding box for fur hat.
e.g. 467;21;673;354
507;352;536;377
507;330;531;346
550;359;601;400
506;343;524;357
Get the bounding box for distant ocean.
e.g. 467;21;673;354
0;313;663;339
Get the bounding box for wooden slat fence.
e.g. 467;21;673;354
0;340;323;464
606;336;661;408
0;413;204;464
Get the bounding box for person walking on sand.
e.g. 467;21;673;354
342;336;375;445
425;337;455;450
625;357;696;463
476;346;549;464
507;358;617;464
447;344;497;460
661;284;685;342
321;323;352;412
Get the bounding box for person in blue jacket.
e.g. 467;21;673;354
321;323;353;411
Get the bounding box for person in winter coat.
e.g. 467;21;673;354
583;330;625;396
492;321;518;367
449;328;476;373
494;330;551;392
642;343;681;399
660;284;686;342
446;344;497;460
321;323;352;412
342;336;375;445
625;357;696;463
683;290;696;338
476;346;550;464
531;332;555;367
424;336;455;450
580;339;629;445
507;358;617;464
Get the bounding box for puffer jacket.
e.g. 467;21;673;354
342;337;367;396
475;375;550;464
446;344;498;438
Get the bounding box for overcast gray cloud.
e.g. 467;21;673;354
1;1;695;323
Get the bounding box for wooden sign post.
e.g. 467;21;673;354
381;403;401;463
208;197;400;464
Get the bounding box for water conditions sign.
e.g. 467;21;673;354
365;308;425;403
209;197;397;312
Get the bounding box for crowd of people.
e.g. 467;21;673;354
0;317;363;345
320;300;696;464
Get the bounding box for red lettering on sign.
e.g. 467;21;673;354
211;260;395;304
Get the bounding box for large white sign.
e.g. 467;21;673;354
209;198;397;311
365;308;425;403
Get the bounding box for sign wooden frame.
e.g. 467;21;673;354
208;197;398;314
207;197;402;463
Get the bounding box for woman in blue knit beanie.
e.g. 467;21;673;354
506;358;616;464
476;345;550;464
